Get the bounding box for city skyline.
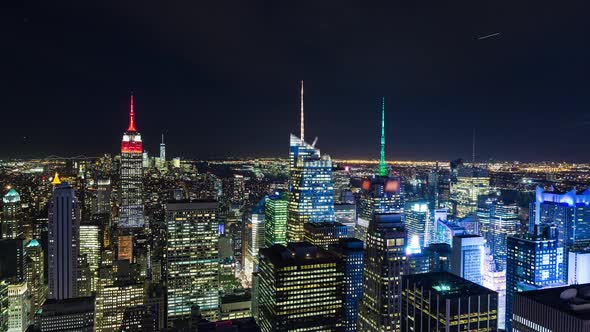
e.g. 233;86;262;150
11;2;590;161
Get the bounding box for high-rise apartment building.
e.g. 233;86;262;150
401;272;498;332
48;180;80;300
166;201;220;324
119;95;145;227
258;242;344;332
358;213;408;331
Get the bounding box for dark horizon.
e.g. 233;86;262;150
8;1;590;162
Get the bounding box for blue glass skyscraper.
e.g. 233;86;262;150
287;84;335;242
530;186;590;281
505;225;563;332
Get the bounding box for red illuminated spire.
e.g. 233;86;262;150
127;94;137;132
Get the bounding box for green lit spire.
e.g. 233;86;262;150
379;96;387;176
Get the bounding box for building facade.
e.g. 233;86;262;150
166;201;220;324
258;242;343;332
287;135;335;242
48;181;79;300
358;213;408;332
506;226;563;332
451;234;485;286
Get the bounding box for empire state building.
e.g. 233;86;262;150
119;95;145;227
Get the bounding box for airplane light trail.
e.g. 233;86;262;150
477;32;501;40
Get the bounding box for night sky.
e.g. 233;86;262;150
9;1;590;161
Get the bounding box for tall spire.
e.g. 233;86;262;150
472;127;476;164
300;80;304;141
379;96;387;176
161;133;165;144
127;93;137;132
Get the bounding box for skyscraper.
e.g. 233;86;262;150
7;282;30;332
358;213;408;331
287;81;335;242
159;133;166;167
287;136;335;242
25;239;46;313
405;201;430;249
505;226;563;332
79;221;101;292
48;180;80;300
530;186;590;281
244;197;266;283
166;200;220;324
451;165;490;218
2;189;22;239
451;234;485;285
258;242;344;332
329;238;364;332
264;193;288;247
96;178;111;215
119;95;145;227
401;272;498;332
478;195;519;270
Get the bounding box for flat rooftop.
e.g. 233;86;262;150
517;283;590;320
404;272;497;299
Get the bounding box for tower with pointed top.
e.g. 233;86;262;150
287;81;335;242
119;94;145;227
160;133;166;168
379;96;387;177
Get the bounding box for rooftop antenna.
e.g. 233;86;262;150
300;80;304;141
127;93;136;132
378;96;387;176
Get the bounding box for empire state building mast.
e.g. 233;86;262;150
119;94;145;227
